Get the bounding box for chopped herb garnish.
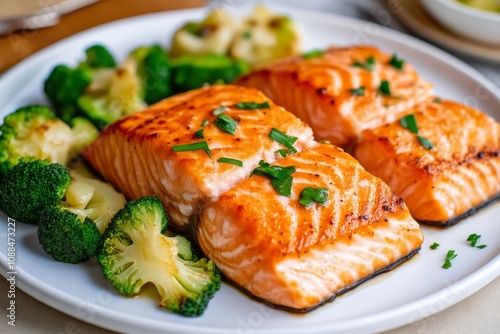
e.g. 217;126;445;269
234;101;270;110
319;140;331;144
212;106;227;115
251;160;296;197
389;54;405;70
417;135;434;149
172;141;211;158
213;113;237;135
467;234;487;249
217;157;243;167
400;114;419;134
302;49;324;59
242;31;252;39
430;242;440;250
349;86;365;96
378;80;391;96
269;128;298;154
442;250;457;269
299;187;329;207
194;128;204;139
201;119;209;127
352;56;376;71
400;114;434;150
433;97;442;103
275;149;288;157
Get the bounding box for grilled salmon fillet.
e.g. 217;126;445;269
84;85;316;229
197;144;423;311
236;45;433;147
354;99;500;225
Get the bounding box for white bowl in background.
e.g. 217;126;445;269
420;0;500;46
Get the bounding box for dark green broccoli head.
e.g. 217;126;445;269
0;158;70;224
99;196;221;316
38;206;101;263
44;64;93;123
80;45;116;69
0;105;75;175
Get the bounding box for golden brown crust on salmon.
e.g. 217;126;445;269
354;100;500;224
197;144;423;310
84;85;316;229
236;45;433;147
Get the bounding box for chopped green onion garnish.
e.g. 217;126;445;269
379;80;391;95
172;141;211;158
201;119;209;127
234;101;270;110
212;106;227;115
352;56;376;71
389;54;405;70
400;114;419;134
417;135;434;150
442;250;457;269
433;97;442;103
213;113;237;135
349;86;365;96
251;160;296;197
275;149;288;157
430;242;440;250
302;49;324;59
269;128;298;154
217;157;243;167
299;187;328;207
467;234;487;249
194;129;204;139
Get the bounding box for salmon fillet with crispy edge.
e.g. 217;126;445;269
354;99;500;226
84;85;316;230
236;45;433;147
197;144;423;311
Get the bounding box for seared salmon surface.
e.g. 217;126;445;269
197;144;423;310
236;45;433;147
354;100;500;225
84;85;316;229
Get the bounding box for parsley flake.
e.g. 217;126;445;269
250;160;296;197
234;101;270;110
201;119;209;127
299;187;329;207
349;86;365;96
242;31;252;39
194;128;204;139
213;113;237;135
442;250;458;269
172;141;211;158
212;106;227;115
217;157;243;167
400;114;419;134
389;54;405;70
430;242;440;250
467;234;487;249
352;56;376;71
269;128;298;154
379;80;391;95
275;149;288;157
302;49;324;59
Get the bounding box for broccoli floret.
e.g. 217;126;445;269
44;65;93;123
99;197;221;316
170;54;250;93
38;206;101;263
0;106;74;176
0;158;70;224
79;45;116;69
130;45;172;105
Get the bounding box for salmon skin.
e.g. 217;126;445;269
84;85;316;230
354;99;500;226
236;45;433;147
197;144;423;311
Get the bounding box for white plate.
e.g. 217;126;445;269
0;5;499;334
395;0;500;62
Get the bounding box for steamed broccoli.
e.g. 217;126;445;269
170;54;250;93
0;105;99;176
99;197;221;316
0;105;75;176
0;158;70;224
79;44;116;69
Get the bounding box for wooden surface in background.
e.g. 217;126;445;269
0;0;206;73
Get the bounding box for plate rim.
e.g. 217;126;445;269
0;4;499;334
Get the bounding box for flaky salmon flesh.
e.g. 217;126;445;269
198;144;423;311
84;85;316;230
236;45;433;147
354;99;500;225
